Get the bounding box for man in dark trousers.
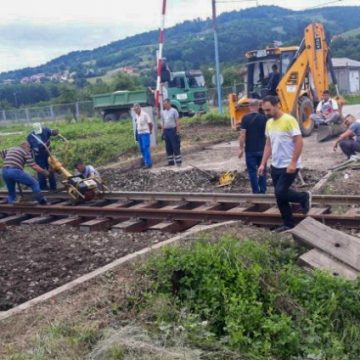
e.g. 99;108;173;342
27;122;59;191
258;95;311;232
1;142;49;204
161;99;182;166
239;99;267;193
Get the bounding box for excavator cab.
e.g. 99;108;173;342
247;47;297;99
230;47;298;130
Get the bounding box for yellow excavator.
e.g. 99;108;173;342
229;23;345;138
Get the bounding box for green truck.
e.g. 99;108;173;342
93;70;208;120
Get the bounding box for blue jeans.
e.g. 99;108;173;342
138;133;152;167
271;166;307;227
35;154;57;190
245;151;267;193
2;167;46;204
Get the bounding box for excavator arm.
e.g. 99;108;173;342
278;23;330;112
277;23;331;135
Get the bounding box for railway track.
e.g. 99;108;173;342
0;191;359;232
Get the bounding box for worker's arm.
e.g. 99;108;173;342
333;129;355;151
31;163;49;177
0;149;7;159
238;130;246;159
258;137;271;176
287;135;303;173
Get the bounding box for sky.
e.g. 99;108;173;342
0;0;359;73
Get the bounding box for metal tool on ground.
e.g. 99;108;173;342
328;155;360;172
217;171;236;187
30;133;103;202
297;170;307;188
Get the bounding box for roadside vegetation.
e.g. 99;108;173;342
3;232;359;360
344;95;360;106
136;237;360;359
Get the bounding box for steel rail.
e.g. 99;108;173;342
0;204;359;228
1;191;360;206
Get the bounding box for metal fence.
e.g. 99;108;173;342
0;101;95;124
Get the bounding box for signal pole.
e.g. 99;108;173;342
155;0;167;114
212;0;223;113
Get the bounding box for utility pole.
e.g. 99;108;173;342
212;0;222;113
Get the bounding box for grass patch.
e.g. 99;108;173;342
183;110;230;126
6;320;101;360
0;118;138;169
137;236;360;360
344;95;360;105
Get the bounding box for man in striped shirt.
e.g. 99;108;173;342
1;142;49;204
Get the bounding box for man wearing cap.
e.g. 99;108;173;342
239;99;268;193
27;123;59;191
1;142;49;204
133;103;153;169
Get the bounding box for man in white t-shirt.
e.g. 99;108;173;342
258;95;311;232
133;103;153;169
310;90;340;125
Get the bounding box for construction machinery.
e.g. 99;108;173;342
31;134;104;202
229;23;344;137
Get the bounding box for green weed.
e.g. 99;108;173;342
139;237;360;360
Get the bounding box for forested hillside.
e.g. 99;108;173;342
0;5;359;108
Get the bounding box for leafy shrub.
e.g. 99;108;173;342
141;237;360;359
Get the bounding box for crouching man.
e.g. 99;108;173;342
1;142;49;204
74;160;104;190
333;114;360;159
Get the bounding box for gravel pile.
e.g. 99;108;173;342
101;168;324;193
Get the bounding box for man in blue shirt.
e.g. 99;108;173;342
333;114;360;158
27;122;59;190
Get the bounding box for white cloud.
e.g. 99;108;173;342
0;0;359;72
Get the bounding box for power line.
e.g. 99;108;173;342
216;0;258;4
307;0;343;9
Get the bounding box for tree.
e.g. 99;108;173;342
111;73;142;91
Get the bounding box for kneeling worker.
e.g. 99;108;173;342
1;142;49;204
75;160;101;180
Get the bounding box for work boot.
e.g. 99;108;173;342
272;225;293;233
301;191;312;214
38;197;48;205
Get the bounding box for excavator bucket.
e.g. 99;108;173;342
229;94;250;130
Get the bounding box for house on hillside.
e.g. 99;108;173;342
332;58;360;94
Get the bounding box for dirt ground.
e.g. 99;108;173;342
0;226;169;311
